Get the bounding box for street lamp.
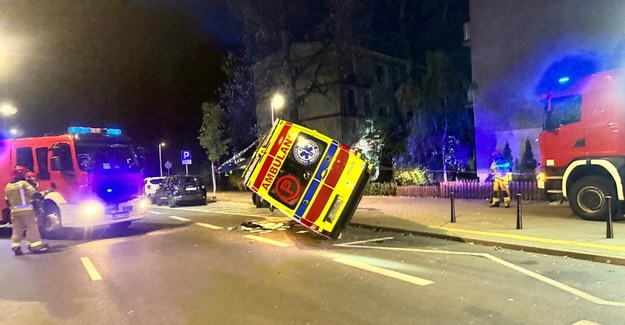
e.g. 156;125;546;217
0;102;17;116
0;102;17;132
270;93;285;125
158;142;166;177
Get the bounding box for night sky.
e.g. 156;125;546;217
0;0;241;177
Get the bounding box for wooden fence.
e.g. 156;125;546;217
397;180;546;201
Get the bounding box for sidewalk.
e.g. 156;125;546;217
215;191;625;265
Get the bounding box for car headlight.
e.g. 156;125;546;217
139;198;150;211
78;201;105;221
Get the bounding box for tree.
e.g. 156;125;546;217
198;102;229;198
228;0;367;124
502;141;513;168
219;53;257;152
520;138;537;173
395;51;471;181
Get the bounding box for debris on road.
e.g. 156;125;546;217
240;220;288;232
227;226;237;231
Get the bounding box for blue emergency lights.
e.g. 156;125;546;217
68;126;122;136
558;76;570;84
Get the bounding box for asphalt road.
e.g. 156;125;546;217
1;201;624;325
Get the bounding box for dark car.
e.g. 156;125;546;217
155;175;206;207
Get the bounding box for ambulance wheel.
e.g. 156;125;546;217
569;176;623;221
253;193;262;208
39;203;64;239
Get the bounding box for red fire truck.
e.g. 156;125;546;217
0;126;150;236
538;69;625;220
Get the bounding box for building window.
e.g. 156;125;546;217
376;64;387;84
347;88;358;115
363;90;371;115
377;106;388;117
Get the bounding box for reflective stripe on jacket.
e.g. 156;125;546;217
5;180;36;212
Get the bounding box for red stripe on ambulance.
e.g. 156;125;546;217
253;124;294;190
325;149;348;188
269;124;292;156
304;185;333;223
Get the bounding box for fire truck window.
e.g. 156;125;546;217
36;147;50;180
51;143;73;171
16;147;34;172
545;95;582;131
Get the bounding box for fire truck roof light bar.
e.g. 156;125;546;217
68;126;122;136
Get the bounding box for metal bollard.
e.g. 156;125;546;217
516;193;523;230
450;191;456;223
606;196;614;239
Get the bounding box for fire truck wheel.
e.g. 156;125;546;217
39;203;64;238
570;176;623;221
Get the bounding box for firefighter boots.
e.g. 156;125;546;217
12;246;23;256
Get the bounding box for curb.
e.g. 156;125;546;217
349;222;625;267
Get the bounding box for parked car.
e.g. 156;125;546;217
144;177;165;203
155;175;206;207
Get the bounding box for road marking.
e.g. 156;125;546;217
572;320;604;325
431;226;625;252
296;230;308;234
80;257;103;281
195;222;223;230
169;216;191;222
334;257;433;286
335;237;394;247
156;206;257;217
341;244;625;307
244;235;291;247
147;211;164;215
153;206;279;218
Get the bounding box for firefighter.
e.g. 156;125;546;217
488;151;512;208
5;166;48;255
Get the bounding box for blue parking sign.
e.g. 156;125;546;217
181;150;192;165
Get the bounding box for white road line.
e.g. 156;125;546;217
195;222;223;230
335;237;394;247
80;257;103;281
341;244;625;307
169;216;191;222
572;320;604;325
334;257;433;286
147;211;164;215
153;206;261;218
244;235;291;247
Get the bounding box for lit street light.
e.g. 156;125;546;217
158;142;166;177
271;93;285;125
0;102;17;116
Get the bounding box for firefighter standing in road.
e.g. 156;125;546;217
5;166;48;255
489;151;512;208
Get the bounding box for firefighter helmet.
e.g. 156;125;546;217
25;172;38;186
11;166;28;181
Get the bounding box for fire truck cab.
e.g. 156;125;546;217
538;69;625;220
0;126;150;236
